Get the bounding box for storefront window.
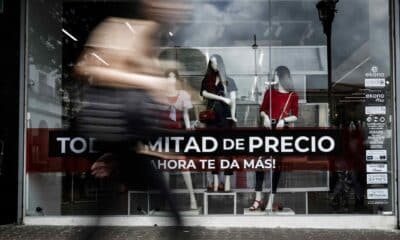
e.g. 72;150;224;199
25;0;394;217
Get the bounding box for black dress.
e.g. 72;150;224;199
200;76;238;175
200;76;238;128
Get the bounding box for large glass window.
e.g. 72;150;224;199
26;0;395;217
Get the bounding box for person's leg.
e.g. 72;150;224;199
351;171;363;199
138;154;182;226
181;171;198;209
330;171;345;211
163;172;170;188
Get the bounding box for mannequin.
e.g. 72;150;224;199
163;69;198;210
249;66;299;211
200;54;237;192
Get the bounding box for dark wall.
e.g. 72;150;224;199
0;0;22;224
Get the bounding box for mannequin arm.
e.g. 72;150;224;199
260;111;272;128
283;115;298;123
183;108;191;130
202;90;231;105
277;115;298;128
229;91;237;122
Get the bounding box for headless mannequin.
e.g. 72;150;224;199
251;72;298;211
163;71;198;209
202;56;237;192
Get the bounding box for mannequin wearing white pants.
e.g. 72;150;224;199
163;69;198;209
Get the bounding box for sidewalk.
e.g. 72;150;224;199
0;225;399;240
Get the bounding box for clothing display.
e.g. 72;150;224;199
163;90;193;129
25;0;396;221
200;74;237;128
201;73;237;176
254;124;286;194
254;87;299;207
260;89;299;121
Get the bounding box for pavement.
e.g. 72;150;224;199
0;225;400;240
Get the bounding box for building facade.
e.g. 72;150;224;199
0;0;400;229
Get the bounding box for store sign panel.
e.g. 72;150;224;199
364;78;385;88
366;174;388;185
365;106;386;115
365;90;385;105
366;164;387;173
367;189;389;200
364;65;390;205
366;149;387;162
49;129;343;157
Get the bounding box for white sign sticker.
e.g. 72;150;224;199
365;106;386;115
367;174;388;184
365;78;386;88
367;188;389;200
366;164;388;173
366;149;387;161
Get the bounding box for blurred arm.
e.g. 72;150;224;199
75;65;165;91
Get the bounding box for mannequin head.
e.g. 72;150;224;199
165;69;183;91
210;57;218;71
206;54;227;83
273;66;294;92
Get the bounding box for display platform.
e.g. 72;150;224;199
203;191;237;215
266;208;295;216
243;208;295;216
149;208;203;216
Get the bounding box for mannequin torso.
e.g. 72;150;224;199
260;82;299;129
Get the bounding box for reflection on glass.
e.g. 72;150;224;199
25;0;394;217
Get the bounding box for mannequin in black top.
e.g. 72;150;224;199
200;54;238;192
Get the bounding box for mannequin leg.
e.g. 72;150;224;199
224;175;231;191
255;191;262;201
271;168;281;193
206;172;213;188
265;193;275;211
223;162;233;191
181;171;198;209
249;170;265;210
266;159;281;211
213;174;219;192
255;170;264;201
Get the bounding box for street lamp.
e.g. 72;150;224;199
316;0;338;35
316;0;339;125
